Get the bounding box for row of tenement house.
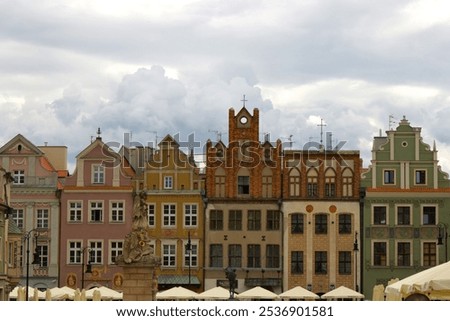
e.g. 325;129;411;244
1;106;450;301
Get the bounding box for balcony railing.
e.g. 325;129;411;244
13;176;57;188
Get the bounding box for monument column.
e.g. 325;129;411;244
116;191;160;301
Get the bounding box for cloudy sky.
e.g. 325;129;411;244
2;0;450;171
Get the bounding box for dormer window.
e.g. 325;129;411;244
93;165;104;184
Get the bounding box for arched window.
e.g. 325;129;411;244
307;168;318;197
324;168;336;197
289;168;300;197
342;168;353;197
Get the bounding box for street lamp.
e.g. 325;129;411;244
24;229;40;301
80;247;92;289
437;223;448;263
353;231;359;292
185;232;192;286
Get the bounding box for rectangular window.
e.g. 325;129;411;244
307;179;318;197
384;170;395;184
291;251;303;274
162;244;176;267
184;204;198;227
111;201;124;222
163;204;176;226
315;214;328;234
338;214;352;234
13;170;25;185
423;242;437;267
93;165;104;184
90;202;103;222
210;210;223;230
262;175;272;197
69;202;82;222
164;176;173;189
289;176;300;197
228;244;242;268
215;176;226;197
147;204;155;227
68;241;82;264
315;251;327;274
266;244;280;268
291;214;304;234
89;241;103;264
12;209;24;229
373;242;387;266
397;206;411;225
266;210;280;230
228;210;242;230
237;176;250;195
36;209;49;229
110;241;123;264
342;176;353;197
210;244;223;268
415;170;426;184
397;242;411;266
184;242;198;268
247;244;261;268
338;251;351;274
247;210;261;231
423;206;436;225
374;206;387;225
36;245;48;267
325;177;336;197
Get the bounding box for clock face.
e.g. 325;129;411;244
240;116;248;124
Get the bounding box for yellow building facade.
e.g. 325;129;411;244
143;135;204;291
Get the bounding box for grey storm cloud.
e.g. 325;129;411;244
2;0;450;171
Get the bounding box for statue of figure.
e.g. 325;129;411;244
225;266;237;299
122;228;153;263
118;191;154;264
132;191;148;230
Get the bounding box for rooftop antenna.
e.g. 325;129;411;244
317;118;326;147
281;135;294;149
389;115;396;130
148;131;159;150
208;129;222;142
241;94;248;108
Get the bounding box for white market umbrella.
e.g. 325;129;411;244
156;286;197;300
385;261;450;300
321;286;364;300
85;286;123;301
279;286;319;300
236;286;279;300
196;286;231;300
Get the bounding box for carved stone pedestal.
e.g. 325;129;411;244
117;259;160;301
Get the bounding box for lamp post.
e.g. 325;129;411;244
437;223;448;263
24;229;40;301
80;247;92;289
185;232;192;286
353;231;359;292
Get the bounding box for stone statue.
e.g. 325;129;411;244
118;191;156;264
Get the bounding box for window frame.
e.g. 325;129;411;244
92;164;105;184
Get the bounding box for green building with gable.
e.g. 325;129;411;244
361;116;450;299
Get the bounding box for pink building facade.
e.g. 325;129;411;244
59;133;135;290
0;134;67;290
